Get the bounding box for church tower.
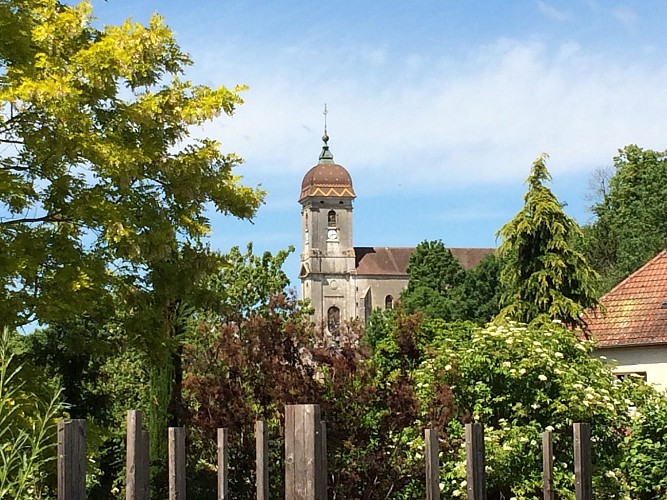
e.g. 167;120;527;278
299;132;357;333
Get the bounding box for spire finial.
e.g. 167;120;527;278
322;103;329;144
319;103;334;163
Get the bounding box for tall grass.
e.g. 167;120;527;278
0;328;66;499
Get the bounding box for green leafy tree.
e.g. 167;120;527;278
0;0;263;328
497;153;598;326
203;243;294;322
584;145;667;291
401;240;467;320
0;0;263;488
401;240;500;323
458;253;502;323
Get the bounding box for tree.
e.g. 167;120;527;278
401;240;467;321
0;0;263;486
458;253;502;323
400;240;501;323
497;154;598;326
203;243;294;322
584;145;667;291
0;0;263;328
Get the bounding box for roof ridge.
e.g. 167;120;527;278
600;249;667;300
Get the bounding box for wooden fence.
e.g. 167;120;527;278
57;404;593;500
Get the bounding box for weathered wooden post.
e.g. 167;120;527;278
573;423;592;500
217;428;229;500
168;427;186;500
57;419;86;500
542;430;554;500
425;428;440;500
465;422;487;500
285;404;324;500
318;420;327;500
126;410;150;500
256;419;269;500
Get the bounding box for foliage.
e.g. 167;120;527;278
458;253;502;322
203;243;294;322
409;319;637;498
401;240;500;323
26;319;150;497
618;380;667;498
584;145;667;292
182;293;320;498
1;0;264;488
0;328;67;499
497;153;599;326
0;0;263;329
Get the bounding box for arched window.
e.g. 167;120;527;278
385;295;394;310
327;306;340;333
327;210;337;227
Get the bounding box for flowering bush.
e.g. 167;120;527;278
406;319;639;498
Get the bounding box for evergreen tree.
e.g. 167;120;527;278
497;154;598;326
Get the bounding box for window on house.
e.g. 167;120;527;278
385;295;393;310
327;306;340;333
615;371;647;382
328;210;337;227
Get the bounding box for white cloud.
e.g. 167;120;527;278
537;1;569;21
192;37;667;195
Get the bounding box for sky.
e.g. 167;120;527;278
89;0;667;290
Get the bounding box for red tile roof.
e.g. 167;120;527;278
585;250;667;347
354;247;495;276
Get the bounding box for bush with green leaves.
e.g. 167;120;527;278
409;319;644;499
0;328;67;499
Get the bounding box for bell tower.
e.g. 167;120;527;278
299;130;356;332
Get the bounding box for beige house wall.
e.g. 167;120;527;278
597;345;667;392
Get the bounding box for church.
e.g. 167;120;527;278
298;134;495;333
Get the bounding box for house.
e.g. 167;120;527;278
298;133;494;332
585;250;667;391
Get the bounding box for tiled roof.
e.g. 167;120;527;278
299;163;355;201
585;250;667;347
354;246;495;276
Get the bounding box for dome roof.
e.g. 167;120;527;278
299;139;355;202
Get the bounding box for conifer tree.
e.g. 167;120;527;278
497;154;598;326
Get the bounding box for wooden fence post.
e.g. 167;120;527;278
465;422;486;500
57;419;86;500
318;421;327;500
256;419;269;500
542;430;554;500
217;428;229;500
573;423;592;500
425;428;440;500
168;427;186;500
285;404;323;500
126;410;150;500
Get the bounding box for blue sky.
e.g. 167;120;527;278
90;0;667;290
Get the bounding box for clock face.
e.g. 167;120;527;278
327;229;338;240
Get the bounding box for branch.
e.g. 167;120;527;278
0;212;71;226
0;164;31;172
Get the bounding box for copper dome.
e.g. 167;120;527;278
299;140;355;202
